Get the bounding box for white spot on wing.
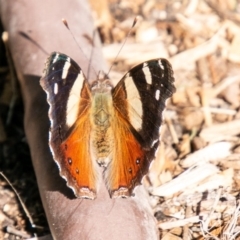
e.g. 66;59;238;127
151;138;158;148
158;60;164;70
66;73;85;127
143;63;152;84
155;89;160;100
54;83;58;94
52;53;59;63
125;76;143;130
62;58;71;79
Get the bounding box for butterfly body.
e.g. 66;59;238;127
91;82;114;167
40;52;175;199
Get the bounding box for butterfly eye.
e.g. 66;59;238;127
91;81;98;88
104;81;112;88
136;159;140;165
128;168;132;173
76;168;79;174
67;157;72;165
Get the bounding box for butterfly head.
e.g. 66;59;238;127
90;79;113;94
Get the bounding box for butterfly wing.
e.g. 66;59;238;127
108;59;175;197
40;52;97;199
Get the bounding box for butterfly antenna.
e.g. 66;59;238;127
87;29;96;80
107;16;138;76
62;18;97;78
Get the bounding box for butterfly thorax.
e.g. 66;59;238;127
90;80;114;167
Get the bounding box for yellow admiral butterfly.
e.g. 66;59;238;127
40;52;175;199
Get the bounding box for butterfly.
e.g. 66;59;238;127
40;52;175;199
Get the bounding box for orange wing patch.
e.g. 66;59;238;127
59;112;97;199
105;109;148;198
